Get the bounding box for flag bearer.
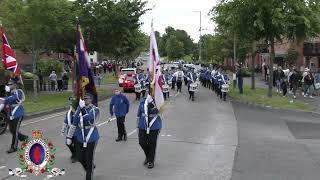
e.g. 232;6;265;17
67;93;99;180
61;97;78;163
137;94;162;169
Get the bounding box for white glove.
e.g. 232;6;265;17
146;94;153;103
10;116;14;120
79;99;85;108
5;85;10;92
66;138;72;145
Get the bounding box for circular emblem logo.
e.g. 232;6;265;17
24;139;49;175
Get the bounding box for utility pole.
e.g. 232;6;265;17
199;11;202;63
194;11;202;62
233;33;236;67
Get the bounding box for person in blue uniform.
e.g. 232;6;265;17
161;71;170;100
140;70;147;98
211;67;217;92
218;70;229;101
205;68;211;88
135;70;145;101
137;94;162;169
214;68;221;95
5;79;28;153
109;88;130;142
171;69;177;90
61;97;78;163
187;68;197;101
67;93;99;180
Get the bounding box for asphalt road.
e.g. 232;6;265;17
0;84;238;180
231;102;320;180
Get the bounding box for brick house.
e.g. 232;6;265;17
224;37;320;73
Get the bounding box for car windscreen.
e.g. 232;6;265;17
121;70;135;75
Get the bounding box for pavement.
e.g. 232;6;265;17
243;74;320;113
0;84;238;180
231;102;320;180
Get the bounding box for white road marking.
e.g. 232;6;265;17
97;118;116;127
0;166;6;170
161;135;165;137
22;112;65;127
167;135;172;137
127;129;137;137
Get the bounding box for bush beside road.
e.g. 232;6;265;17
229;86;314;112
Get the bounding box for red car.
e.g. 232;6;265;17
122;74;136;92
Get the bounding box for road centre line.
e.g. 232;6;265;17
97;118;116;127
22;112;65;127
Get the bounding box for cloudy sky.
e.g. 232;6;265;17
140;0;218;42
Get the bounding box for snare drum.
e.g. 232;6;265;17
134;84;142;93
189;83;198;92
162;84;169;93
221;84;229;92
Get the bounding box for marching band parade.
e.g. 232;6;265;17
1;1;320;180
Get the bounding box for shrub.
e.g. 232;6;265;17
22;72;34;79
37;58;64;77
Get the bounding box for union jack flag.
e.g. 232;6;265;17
2;31;21;76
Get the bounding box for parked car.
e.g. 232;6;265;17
118;68;136;87
122;74;136;92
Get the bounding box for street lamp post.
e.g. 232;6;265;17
194;11;202;63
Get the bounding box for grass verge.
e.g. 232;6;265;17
24;88;112;114
102;73;117;85
229;86;314;112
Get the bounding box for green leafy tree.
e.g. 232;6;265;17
166;36;185;60
75;0;148;66
285;48;299;65
212;0;320;97
0;0;77;97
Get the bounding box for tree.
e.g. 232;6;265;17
166;36;185;60
75;0;148;65
158;26;195;58
285;48;299;65
0;0;77;98
213;0;320;97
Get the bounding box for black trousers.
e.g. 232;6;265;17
141;90;146;98
135;92;141;100
9;117;28;149
171;81;176;90
138;129;160;164
75;141;97;180
176;81;182;92
67;137;77;158
116;116;126;137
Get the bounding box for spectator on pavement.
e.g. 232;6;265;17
236;66;244;94
304;70;314;98
281;77;288;97
62;72;69;90
49;71;57;91
289;68;299;99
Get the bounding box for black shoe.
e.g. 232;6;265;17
147;162;154;169
115;136;122;142
6;148;17;154
143;159;148;166
123;134;127;141
71;156;77;163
